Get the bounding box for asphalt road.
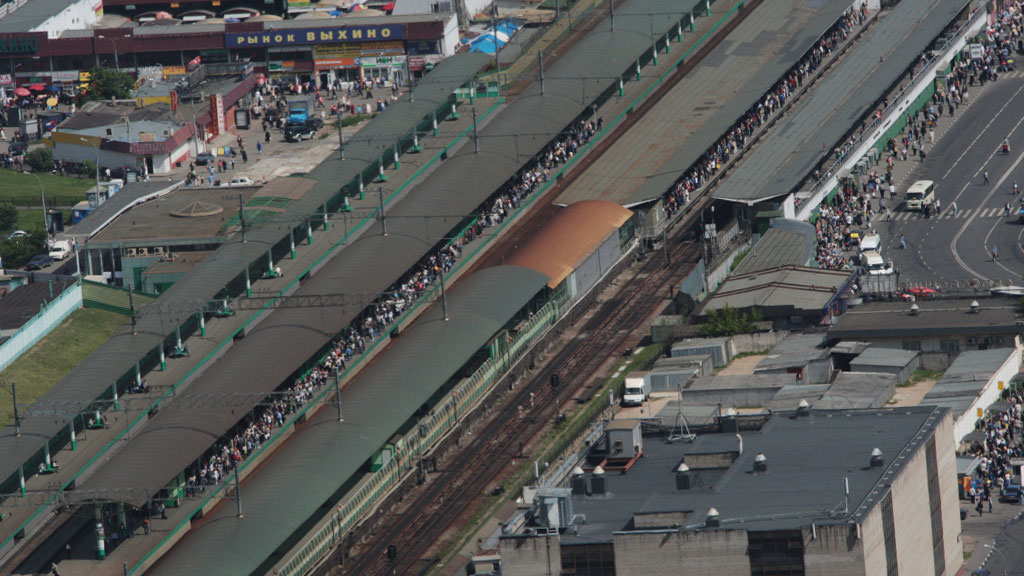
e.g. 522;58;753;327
984;511;1024;576
882;70;1024;286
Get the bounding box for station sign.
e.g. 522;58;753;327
0;36;39;55
226;25;403;48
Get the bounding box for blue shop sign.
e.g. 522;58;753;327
226;25;404;48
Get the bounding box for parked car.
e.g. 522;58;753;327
25;254;53;270
7;230;28;240
48;240;71;261
228;177;255;187
195;152;215;166
1000;477;1022;503
283;117;324;142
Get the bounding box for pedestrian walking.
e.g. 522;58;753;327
951;201;958;216
257;141;262;155
993;246;999;261
984;170;990;185
987;493;993;513
899;235;906;250
976;500;984;516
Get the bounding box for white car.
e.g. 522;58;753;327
228;177;255;187
48;240;71;261
7;230;28;240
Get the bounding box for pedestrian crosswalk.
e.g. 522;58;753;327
885;207;1019;221
1002;69;1024;79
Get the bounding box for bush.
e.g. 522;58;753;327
0;202;16;230
0;231;46;268
25;147;54;173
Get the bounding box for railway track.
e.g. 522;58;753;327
339;229;699;575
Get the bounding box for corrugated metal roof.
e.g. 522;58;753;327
0;53;489;493
505;200;632;289
732;219;816;275
616;0;853;207
703;266;852;313
850;347;920;368
714;0;959;203
146;265;548;576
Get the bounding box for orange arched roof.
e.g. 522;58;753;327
505;200;632;289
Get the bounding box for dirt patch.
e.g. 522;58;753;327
718;354;766;375
889;378;939;407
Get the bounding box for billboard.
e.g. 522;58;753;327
226;25;403;48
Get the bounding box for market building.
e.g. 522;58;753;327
0;11;457;94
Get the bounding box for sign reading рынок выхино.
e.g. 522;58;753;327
0;37;39;55
226;25;404;48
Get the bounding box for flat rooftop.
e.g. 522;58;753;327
91;186;259;245
828;297;1024;340
561;406;947;542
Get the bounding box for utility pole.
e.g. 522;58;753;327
337;113;345;160
334;366;344;421
379;188;387;236
238;193;247;243
539;50;545;95
473;107;479;153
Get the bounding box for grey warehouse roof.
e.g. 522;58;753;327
702;265;852;313
850;347;920;369
921;348;1017;416
828;298;1024;340
732;219;817;275
714;0;960;203
146;266;549;575
63;180;182;241
563;406;949;541
0;0;79;33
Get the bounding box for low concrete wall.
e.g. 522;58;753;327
729;331;787;355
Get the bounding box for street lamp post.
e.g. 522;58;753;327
0;382;20;437
96;36;120;72
75;136;101;193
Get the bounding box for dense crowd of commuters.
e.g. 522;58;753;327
662;4;864;218
163;112;599;502
962;390;1023;515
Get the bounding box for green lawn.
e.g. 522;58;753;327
0;308;127;428
0;170;92;209
11;209;73;234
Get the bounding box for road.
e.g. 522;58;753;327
883;70;1024;286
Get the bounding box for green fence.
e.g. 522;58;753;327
81;280;156;315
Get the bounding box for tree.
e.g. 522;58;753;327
699;305;764;337
25;147;53;173
80;67;134;102
0;202;16;231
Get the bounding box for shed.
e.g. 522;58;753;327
646;365;700;393
606;420;643;460
671;337;731;368
753;333;832;384
921;348;1021;442
654;354;714;381
850;347;920;383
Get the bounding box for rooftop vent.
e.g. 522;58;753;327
970;300;980;313
705;507;720;528
570;466;587;495
753;453;768;473
675;463;691;491
724;407;737;417
721;407;739;433
870;447;884;468
908;303;920;316
591;466;606;495
796;399;811;417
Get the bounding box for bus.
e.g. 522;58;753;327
905;180;936;211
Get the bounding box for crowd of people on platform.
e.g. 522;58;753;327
809;2;1024;271
169;106;597;499
962;390;1024;515
663;4;864;218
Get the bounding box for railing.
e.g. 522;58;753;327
0;281;82;374
0;0;29;22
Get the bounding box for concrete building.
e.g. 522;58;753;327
753;333;832;384
827;297;1024;369
500;406;962;576
920;347;1021;443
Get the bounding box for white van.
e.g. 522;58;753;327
859;233;881;254
860;251;894;275
905;180;936;211
48;240;71;261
